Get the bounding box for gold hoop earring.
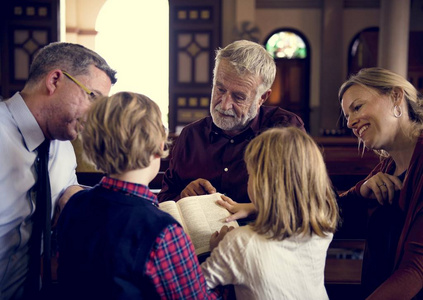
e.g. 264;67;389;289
394;105;402;118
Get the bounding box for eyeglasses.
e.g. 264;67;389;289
62;70;95;100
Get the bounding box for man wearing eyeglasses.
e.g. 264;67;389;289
0;42;117;299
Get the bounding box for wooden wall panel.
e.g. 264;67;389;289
168;0;221;133
0;0;60;99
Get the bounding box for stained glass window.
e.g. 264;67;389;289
265;31;307;59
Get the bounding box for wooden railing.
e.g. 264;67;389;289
314;136;380;192
77;136;380;194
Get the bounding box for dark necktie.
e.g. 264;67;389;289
27;139;52;296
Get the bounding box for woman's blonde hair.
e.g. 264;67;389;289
339;67;423;141
246;127;339;240
81;91;168;175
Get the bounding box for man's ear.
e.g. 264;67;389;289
259;89;271;106
392;87;404;106
45;69;62;96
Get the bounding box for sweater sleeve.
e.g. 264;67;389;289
157;131;187;202
145;224;219;299
336;179;370;239
200;229;247;289
366;212;423;299
336;160;386;239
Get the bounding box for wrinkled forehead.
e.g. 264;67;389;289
216;58;258;79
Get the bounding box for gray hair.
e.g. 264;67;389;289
214;40;276;95
27;42;117;85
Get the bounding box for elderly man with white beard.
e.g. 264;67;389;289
158;40;305;219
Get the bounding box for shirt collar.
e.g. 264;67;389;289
6;92;45;152
100;176;158;207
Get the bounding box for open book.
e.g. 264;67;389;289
159;193;239;255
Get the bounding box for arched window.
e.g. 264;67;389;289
95;0;169;127
348;27;423;95
265;30;307;59
263;29;311;131
348;27;379;76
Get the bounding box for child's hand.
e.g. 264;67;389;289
210;225;235;251
217;195;257;222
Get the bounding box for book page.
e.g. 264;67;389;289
177;193;239;255
159;200;188;233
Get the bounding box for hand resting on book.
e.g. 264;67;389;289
180;178;217;199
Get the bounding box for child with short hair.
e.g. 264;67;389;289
57;92;218;300
201;127;339;300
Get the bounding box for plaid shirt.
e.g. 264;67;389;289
101;177;219;299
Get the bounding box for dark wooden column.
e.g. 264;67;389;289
0;0;60;99
318;0;344;133
168;0;222;133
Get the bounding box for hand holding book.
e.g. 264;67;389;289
180;178;217;199
159;193;239;255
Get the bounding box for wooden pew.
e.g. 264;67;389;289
76;136;381;194
325;239;365;284
325;239;365;300
314;137;378;299
313;136;380;192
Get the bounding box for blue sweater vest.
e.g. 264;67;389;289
57;185;177;300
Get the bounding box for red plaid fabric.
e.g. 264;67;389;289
100;177;218;299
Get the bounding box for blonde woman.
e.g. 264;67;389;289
201;127;339;300
339;67;423;299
